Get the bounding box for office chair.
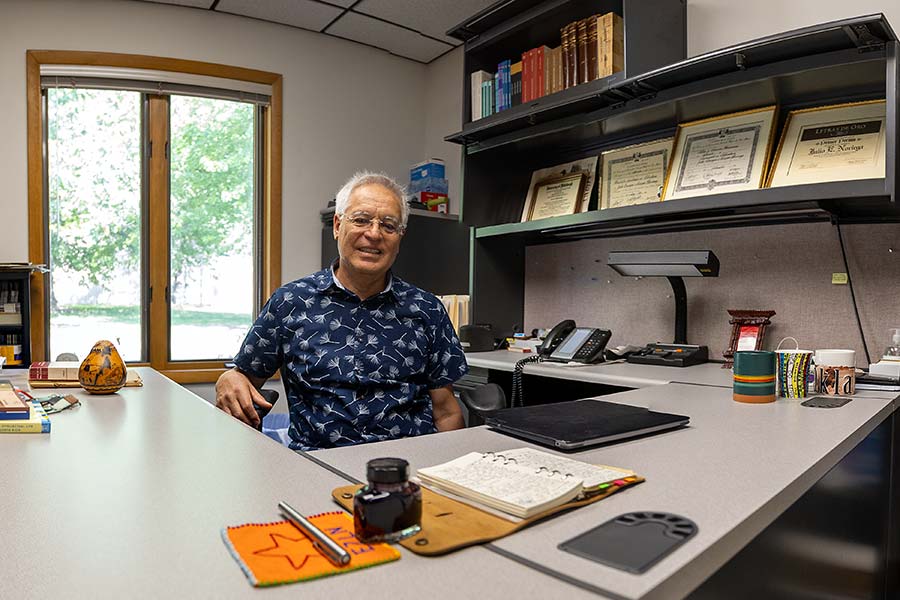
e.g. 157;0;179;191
255;389;291;445
458;383;507;427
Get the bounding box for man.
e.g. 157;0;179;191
215;171;468;450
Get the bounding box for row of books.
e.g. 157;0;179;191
0;282;21;304
470;12;623;121
0;334;23;366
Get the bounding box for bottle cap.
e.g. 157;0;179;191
366;457;409;484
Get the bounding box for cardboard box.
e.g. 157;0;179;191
410;159;445;181
420;192;449;213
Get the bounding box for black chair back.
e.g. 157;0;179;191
458;383;507;427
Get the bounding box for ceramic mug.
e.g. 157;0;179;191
813;349;856;395
775;337;813;398
733;350;776;403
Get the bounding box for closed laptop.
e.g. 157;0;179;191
484;399;689;450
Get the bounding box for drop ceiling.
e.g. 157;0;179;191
136;0;500;64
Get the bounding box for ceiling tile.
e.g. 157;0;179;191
215;0;344;32
327;12;453;63
354;0;497;45
136;0;214;8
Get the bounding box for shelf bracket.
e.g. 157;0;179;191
843;23;885;49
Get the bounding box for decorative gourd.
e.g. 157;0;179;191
79;340;127;394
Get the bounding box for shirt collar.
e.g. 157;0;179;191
322;260;399;300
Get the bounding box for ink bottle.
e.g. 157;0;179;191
353;457;422;543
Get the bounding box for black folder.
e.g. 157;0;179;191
484;399;689;450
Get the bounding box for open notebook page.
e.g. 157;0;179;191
417;452;583;518
498;448;633;489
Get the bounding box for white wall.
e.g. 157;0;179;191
423;47;463;214
687;0;900;57
0;0;426;282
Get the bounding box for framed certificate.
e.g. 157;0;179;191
662;106;777;201
524;173;586;221
766;100;886;188
521;157;597;221
599;138;674;210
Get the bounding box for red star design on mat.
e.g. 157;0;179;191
253;533;320;570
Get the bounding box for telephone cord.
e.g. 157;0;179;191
511;355;543;408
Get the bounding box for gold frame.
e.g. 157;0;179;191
520;158;597;221
765;99;886;188
661;106;777;201
599;137;674;210
26;50;283;382
524;172;586;221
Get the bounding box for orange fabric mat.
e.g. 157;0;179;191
222;511;399;587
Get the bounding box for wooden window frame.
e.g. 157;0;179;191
26;50;282;383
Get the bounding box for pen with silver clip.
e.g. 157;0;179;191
278;501;351;567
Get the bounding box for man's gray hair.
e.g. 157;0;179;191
335;171;409;227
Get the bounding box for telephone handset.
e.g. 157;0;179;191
538;319;576;357
540;320;612;364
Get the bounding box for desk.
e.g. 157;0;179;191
466;350;900;398
3;368;897;599
0;369;598;600
312;383;899;599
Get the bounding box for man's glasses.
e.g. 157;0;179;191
340;212;405;235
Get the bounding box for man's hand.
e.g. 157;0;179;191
215;368;271;428
430;385;465;432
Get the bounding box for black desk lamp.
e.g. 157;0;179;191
607;250;720;367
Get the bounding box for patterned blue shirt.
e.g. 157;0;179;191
233;266;469;451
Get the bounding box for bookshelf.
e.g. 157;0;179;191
446;6;900;336
0;269;33;369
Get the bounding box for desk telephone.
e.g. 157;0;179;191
539;320;612;364
510;320;611;407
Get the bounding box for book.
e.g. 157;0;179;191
29;361;81;381
28;370;143;389
510;60;523;106
470;70;492;121
597;12;624;79
0;380;30;420
417;448;634;519
0;400;49;433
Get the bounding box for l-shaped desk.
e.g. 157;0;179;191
2;360;898;599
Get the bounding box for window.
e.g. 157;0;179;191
28;51;282;382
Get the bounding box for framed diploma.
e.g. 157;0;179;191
599;138;674;210
766;100;886;188
524;173;586;221
521;157;597;221
662;106;777;201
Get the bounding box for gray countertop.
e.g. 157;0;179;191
0;368;596;600
312;383;898;599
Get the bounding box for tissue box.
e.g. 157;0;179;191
410;159;445;181
409;177;449;195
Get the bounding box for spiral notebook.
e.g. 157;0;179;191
417;448;634;519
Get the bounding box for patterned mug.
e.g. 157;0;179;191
775;337;813;398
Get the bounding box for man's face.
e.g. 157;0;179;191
333;183;404;279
